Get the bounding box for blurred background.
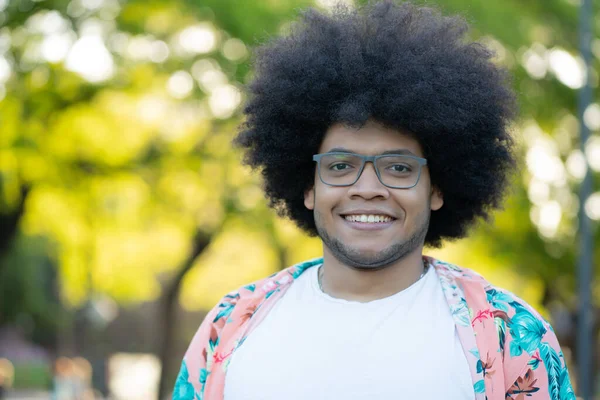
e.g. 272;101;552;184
0;0;598;398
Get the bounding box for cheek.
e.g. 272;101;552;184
313;185;345;212
392;189;430;215
396;187;421;202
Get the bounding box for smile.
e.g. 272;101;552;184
343;214;395;223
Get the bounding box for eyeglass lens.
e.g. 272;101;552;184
318;153;421;188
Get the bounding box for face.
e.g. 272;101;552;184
304;120;443;270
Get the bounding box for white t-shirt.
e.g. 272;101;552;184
224;263;475;400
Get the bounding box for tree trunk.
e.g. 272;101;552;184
542;282;600;393
0;186;28;270
157;231;212;399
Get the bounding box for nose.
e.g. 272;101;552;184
346;162;389;199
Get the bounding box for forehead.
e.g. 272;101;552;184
319;120;424;157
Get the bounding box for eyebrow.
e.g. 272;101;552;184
326;147;417;156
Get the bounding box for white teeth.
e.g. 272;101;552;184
344;214;393;223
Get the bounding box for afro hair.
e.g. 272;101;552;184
234;0;517;248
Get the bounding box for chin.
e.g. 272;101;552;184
346;244;390;257
348;235;397;247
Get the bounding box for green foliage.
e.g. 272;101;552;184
11;362;52;390
0;235;64;347
0;0;598;353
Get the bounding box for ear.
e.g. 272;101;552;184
304;186;315;210
430;186;443;211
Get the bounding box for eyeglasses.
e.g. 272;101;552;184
312;152;427;189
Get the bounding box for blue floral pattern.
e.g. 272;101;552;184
173;257;574;400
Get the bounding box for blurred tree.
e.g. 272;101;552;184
419;0;600;374
0;0;599;396
0;0;315;395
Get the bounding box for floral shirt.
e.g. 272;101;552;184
173;256;575;400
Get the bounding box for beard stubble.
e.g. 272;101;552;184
314;205;431;271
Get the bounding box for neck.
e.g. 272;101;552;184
319;246;426;302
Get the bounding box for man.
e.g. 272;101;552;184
173;1;575;399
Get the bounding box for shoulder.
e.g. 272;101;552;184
184;258;322;365
430;256;574;395
480;280;574;396
429;256;549;326
219;256;323;304
208;257;323;326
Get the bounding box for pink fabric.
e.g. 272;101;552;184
173;256;574;400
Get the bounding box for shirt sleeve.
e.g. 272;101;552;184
172;305;221;400
505;327;576;400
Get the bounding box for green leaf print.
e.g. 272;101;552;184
172;361;195;400
450;300;471;327
291;258;323;278
527;357;540;370
494;316;506;353
213;302;236;323
474;379;486;393
539;342;563;400
559;369;576;400
486;289;512;313
199;368;208;386
510;340;524;357
508;303;546;356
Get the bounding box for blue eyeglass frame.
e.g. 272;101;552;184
312;152;428;189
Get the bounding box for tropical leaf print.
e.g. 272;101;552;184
480;352;496;379
473;379;485;393
291;258;323;278
559;369;576;400
486;289;513;313
471;309;494;327
494;316;507;353
208;326;220;353
506;369;540;400
493;309;509;322
223;292;240;302
527;352;541;370
436;259;461;271
508;303;546;357
450;299;471;327
239;304;258;324
173;257;578;400
172;361;195;400
199;368;208;386
539;342;562;399
469;348;480;359
213;301;236;323
204;325;219;371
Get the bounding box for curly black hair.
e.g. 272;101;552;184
234;0;517;248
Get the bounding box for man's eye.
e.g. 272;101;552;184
331;163;352;171
390;164;411;172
